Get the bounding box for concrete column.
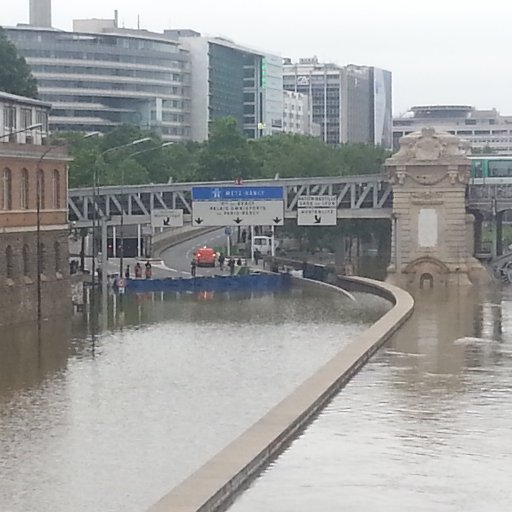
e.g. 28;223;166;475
334;234;346;270
101;217;108;298
137;224;142;258
491;217;498;259
112;225;117;258
497;212;504;257
473;212;483;254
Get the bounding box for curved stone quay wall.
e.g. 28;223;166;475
146;275;414;512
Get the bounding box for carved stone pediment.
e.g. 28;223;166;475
387;128;470;163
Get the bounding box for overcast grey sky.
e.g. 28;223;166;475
3;0;511;115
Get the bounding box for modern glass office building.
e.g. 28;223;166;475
6;24;192;141
172;31;283;141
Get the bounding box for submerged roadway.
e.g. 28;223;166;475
159;228;238;278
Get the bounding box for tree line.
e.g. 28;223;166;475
58;118;390;188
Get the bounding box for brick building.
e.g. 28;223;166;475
0;91;71;327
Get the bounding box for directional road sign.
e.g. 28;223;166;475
297;208;337;226
297;195;337;226
297;195;337;208
151;209;183;228
192;186;284;227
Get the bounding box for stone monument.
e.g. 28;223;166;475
386;128;487;288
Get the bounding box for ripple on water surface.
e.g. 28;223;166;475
0;287;388;512
228;287;512;512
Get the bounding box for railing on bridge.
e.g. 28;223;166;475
68;175;512;228
68;175;393;227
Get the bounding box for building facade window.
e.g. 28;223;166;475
20;169;29;209
39;243;46;274
2;168;12;210
23;244;30;277
6;246;14;279
52;170;61;209
54;241;61;273
37;170;45;209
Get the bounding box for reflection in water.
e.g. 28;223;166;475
0;287;388;512
229;286;512;512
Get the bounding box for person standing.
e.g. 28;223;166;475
191;258;197;277
254;249;261;266
228;258;236;276
218;252;225;271
135;262;142;278
124;265;130;280
145;261;152;279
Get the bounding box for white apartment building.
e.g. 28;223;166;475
282;90;320;136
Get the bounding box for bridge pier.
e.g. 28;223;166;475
386;128;487;288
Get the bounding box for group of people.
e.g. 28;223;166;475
217;253;238;275
124;261;153;280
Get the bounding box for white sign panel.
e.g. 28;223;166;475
297;195;337;208
418;209;438;247
297;208;337;226
151;209;183;228
192;200;284;227
192;186;284;227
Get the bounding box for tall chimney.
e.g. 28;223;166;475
29;0;52;28
114;10;119;28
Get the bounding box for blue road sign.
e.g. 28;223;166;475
224;227;232;236
192;186;283;201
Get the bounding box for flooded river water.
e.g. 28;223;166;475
0;287;388;512
229;286;512;512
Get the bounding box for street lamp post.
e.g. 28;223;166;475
36;141;67;336
90;137;151;298
118;141;174;278
0;123;43;141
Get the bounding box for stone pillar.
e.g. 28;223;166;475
386;128;487;288
473;212;483;254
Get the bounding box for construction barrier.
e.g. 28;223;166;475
125;272;291;294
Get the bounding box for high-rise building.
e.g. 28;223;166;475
393;105;512;154
6;22;192;141
168;31;283;141
283;57;392;147
29;0;51;28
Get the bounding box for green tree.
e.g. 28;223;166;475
0;27;38;98
197;117;258;181
253;134;340;178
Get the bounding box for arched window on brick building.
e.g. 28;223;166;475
23;244;30;277
6;245;14;279
2;168;12;210
37;169;45;210
52;169;61;209
20;169;29;209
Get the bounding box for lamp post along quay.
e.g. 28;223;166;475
117;141;174;278
35;140;68;336
89;137;152;298
0;123;43;142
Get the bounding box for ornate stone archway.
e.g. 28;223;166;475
403;256;450;288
